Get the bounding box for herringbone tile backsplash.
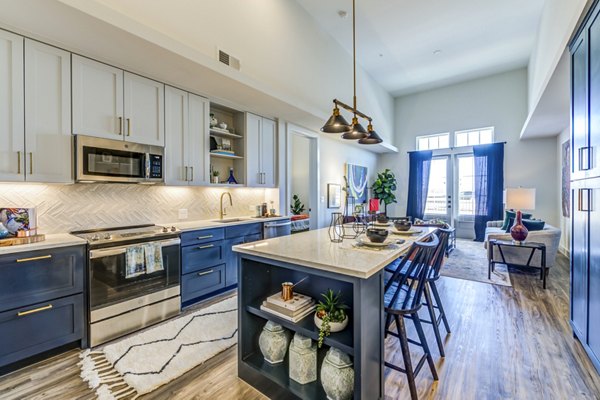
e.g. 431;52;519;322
0;184;276;234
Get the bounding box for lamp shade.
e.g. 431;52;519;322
321;107;351;133
341;116;368;140
358;123;383;144
504;188;536;210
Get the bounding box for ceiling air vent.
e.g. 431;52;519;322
218;49;240;71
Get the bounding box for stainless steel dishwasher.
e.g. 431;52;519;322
263;218;292;238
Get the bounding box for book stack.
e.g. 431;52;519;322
260;292;316;323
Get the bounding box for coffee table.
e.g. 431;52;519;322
488;239;547;289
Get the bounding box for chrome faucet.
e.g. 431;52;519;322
220;192;233;219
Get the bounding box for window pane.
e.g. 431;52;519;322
424;158;447;215
439;135;449;149
418;137;429;150
429;136;438;150
456;132;468;147
480;129;493;144
468;131;479;145
458;156;475;215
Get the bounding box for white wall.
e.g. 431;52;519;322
380;68;560;227
290;134;311;214
318;136;378;229
557;127;571;255
528;0;588;112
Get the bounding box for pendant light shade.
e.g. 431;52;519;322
321;107;351;133
358;123;383;144
342;116;368;140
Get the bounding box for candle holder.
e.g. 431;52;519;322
328;212;345;243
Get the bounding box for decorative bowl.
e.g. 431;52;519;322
394;220;412;231
218;122;228;130
366;228;389;243
314;313;348;333
376;215;389;224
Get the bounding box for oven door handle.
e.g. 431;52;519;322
89;238;181;259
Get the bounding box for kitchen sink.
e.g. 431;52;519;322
212;218;247;223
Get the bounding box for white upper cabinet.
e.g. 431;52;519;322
25;39;72;183
72;55;123;140
165;86;189;186
0;30;25;182
246;113;276;187
165;86;209;186
124;72;164;146
188;93;209;185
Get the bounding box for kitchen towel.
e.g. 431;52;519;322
125;246;146;279
144;242;164;274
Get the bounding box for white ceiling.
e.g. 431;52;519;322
298;0;547;97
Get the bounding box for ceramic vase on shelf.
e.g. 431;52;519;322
210;113;218;127
289;333;317;384
510;210;528;243
258;321;289;364
320;347;354;400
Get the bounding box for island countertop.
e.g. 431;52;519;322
233;226;436;279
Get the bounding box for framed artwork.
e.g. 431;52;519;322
345;163;368;204
327;184;342;209
562;140;571;218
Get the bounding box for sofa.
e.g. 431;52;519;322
484;221;561;268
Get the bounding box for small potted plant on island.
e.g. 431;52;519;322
315;289;349;348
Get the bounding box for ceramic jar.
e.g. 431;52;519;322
209;113;218;127
320;347;354;400
289;334;317;384
258;321;289;364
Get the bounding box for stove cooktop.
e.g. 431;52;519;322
71;224;179;246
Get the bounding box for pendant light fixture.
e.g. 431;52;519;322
320;0;383;144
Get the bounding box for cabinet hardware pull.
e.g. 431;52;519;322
198;244;214;249
197;270;214;276
190;167;194;182
17;151;21;174
29;153;33;175
127;118;131;136
118;117;123;135
185;166;189;181
197;235;213;240
17;304;53;317
16;255;52;263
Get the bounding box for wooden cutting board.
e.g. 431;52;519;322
0;234;46;247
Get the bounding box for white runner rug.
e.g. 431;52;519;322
79;296;238;399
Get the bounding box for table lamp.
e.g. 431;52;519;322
504;188;536;243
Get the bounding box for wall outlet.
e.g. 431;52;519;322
178;209;188;220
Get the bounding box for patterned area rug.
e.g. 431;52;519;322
441;239;512;287
79;296;238;399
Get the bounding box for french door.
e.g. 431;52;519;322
424;153;475;238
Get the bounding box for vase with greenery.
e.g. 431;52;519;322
290;194;306;215
212;170;220;184
314;289;349;348
372;169;397;215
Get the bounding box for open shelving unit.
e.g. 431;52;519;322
209;103;245;185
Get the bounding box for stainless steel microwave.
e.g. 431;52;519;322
75;135;164;183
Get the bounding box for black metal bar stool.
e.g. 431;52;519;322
384;235;440;400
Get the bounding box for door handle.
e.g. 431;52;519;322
17;151;21;174
118;117;123;135
17;304;53;317
190;166;194;182
16;255;52;263
185;166;189;182
197;269;214;277
29;152;33;175
127;118;131;136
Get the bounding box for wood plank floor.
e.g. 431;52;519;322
1;252;600;399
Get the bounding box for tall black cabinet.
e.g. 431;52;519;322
570;0;600;374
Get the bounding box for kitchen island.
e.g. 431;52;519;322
233;226;435;400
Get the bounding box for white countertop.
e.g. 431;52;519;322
169;216;289;232
0;233;87;256
233;227;437;279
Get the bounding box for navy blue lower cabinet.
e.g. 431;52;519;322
0;293;84;368
225;237;245;287
181;264;226;302
181;241;225;274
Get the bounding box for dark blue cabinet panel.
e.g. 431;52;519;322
225;223;262;239
180;228;224;247
0;246;84;313
181;241;225;274
0;293;84;368
181;265;226;302
225;238;244;287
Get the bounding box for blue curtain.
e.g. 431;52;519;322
406;150;433;220
473;143;504;241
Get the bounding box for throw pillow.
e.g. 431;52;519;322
505;217;545;233
501;210;533;231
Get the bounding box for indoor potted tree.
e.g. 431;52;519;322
314;289;349;348
372;169;397;216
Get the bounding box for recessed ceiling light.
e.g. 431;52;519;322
433;49;442;55
338;10;348;18
379;53;384;58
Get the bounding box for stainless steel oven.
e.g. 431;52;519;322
72;225;181;346
75;135;164;183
